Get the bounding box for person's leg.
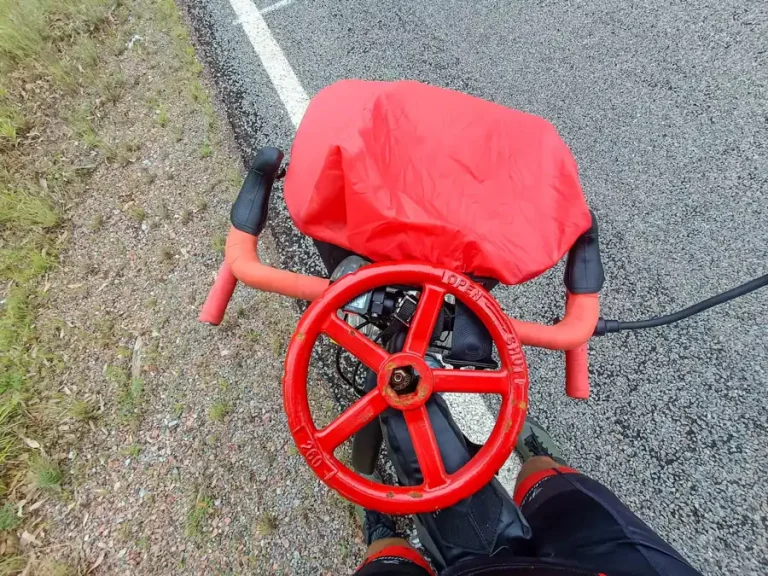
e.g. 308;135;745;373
514;418;579;501
365;537;413;557
515;455;561;493
353;509;435;576
514;417;703;576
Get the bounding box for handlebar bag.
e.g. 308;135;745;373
284;80;591;285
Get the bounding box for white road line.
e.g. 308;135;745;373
442;393;522;488
261;0;298;14
227;0;516;491
229;0;309;127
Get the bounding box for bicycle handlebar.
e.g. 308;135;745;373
198;228;330;325
199;226;600;398
200;148;604;399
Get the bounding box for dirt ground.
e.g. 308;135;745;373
11;1;363;573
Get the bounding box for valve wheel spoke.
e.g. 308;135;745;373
404;405;448;489
322;313;389;371
433;369;510;395
316;389;389;452
403;284;447;357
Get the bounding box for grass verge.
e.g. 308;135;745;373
1;0;223;569
1;0;122;499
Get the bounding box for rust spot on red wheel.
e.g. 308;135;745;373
386;491;395;499
408;491;423;499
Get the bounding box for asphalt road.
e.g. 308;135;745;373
183;0;768;573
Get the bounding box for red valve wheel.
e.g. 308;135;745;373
283;262;530;514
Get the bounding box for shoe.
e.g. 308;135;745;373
515;417;567;465
360;508;397;546
353;472;398;546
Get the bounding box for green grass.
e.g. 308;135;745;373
0;502;20;531
256;512;277;536
0;92;30;150
30;559;74;576
127;205;146;223
208;401;229;422
0;243;57;285
0;285;46;411
188;80;207;104
29;457;62;492
0;1;47;64
118;378;143;424
116;345;132;358
104;364;143;425
211;233;226;254
0;114;23;148
0;556;27;575
67;102;100;149
104;364;128;384
94;318;117;347
88;214;104;231
121;443;141;458
69;399;97;422
98;71;126;105
0;400;21;490
0;188;59;228
185;492;214;538
157;105;169;127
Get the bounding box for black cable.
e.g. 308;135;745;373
430;343;452;351
595;273;768;335
334;316;371;396
352;360;363;390
335;345;359;392
349;324;386;393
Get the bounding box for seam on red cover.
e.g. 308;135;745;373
359;545;435;575
513;466;579;505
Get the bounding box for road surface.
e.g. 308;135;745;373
182;0;768;573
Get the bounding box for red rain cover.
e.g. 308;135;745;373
284;80;591;285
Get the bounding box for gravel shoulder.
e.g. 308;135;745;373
18;1;362;573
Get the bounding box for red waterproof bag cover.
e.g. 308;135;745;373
284;80;591;285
